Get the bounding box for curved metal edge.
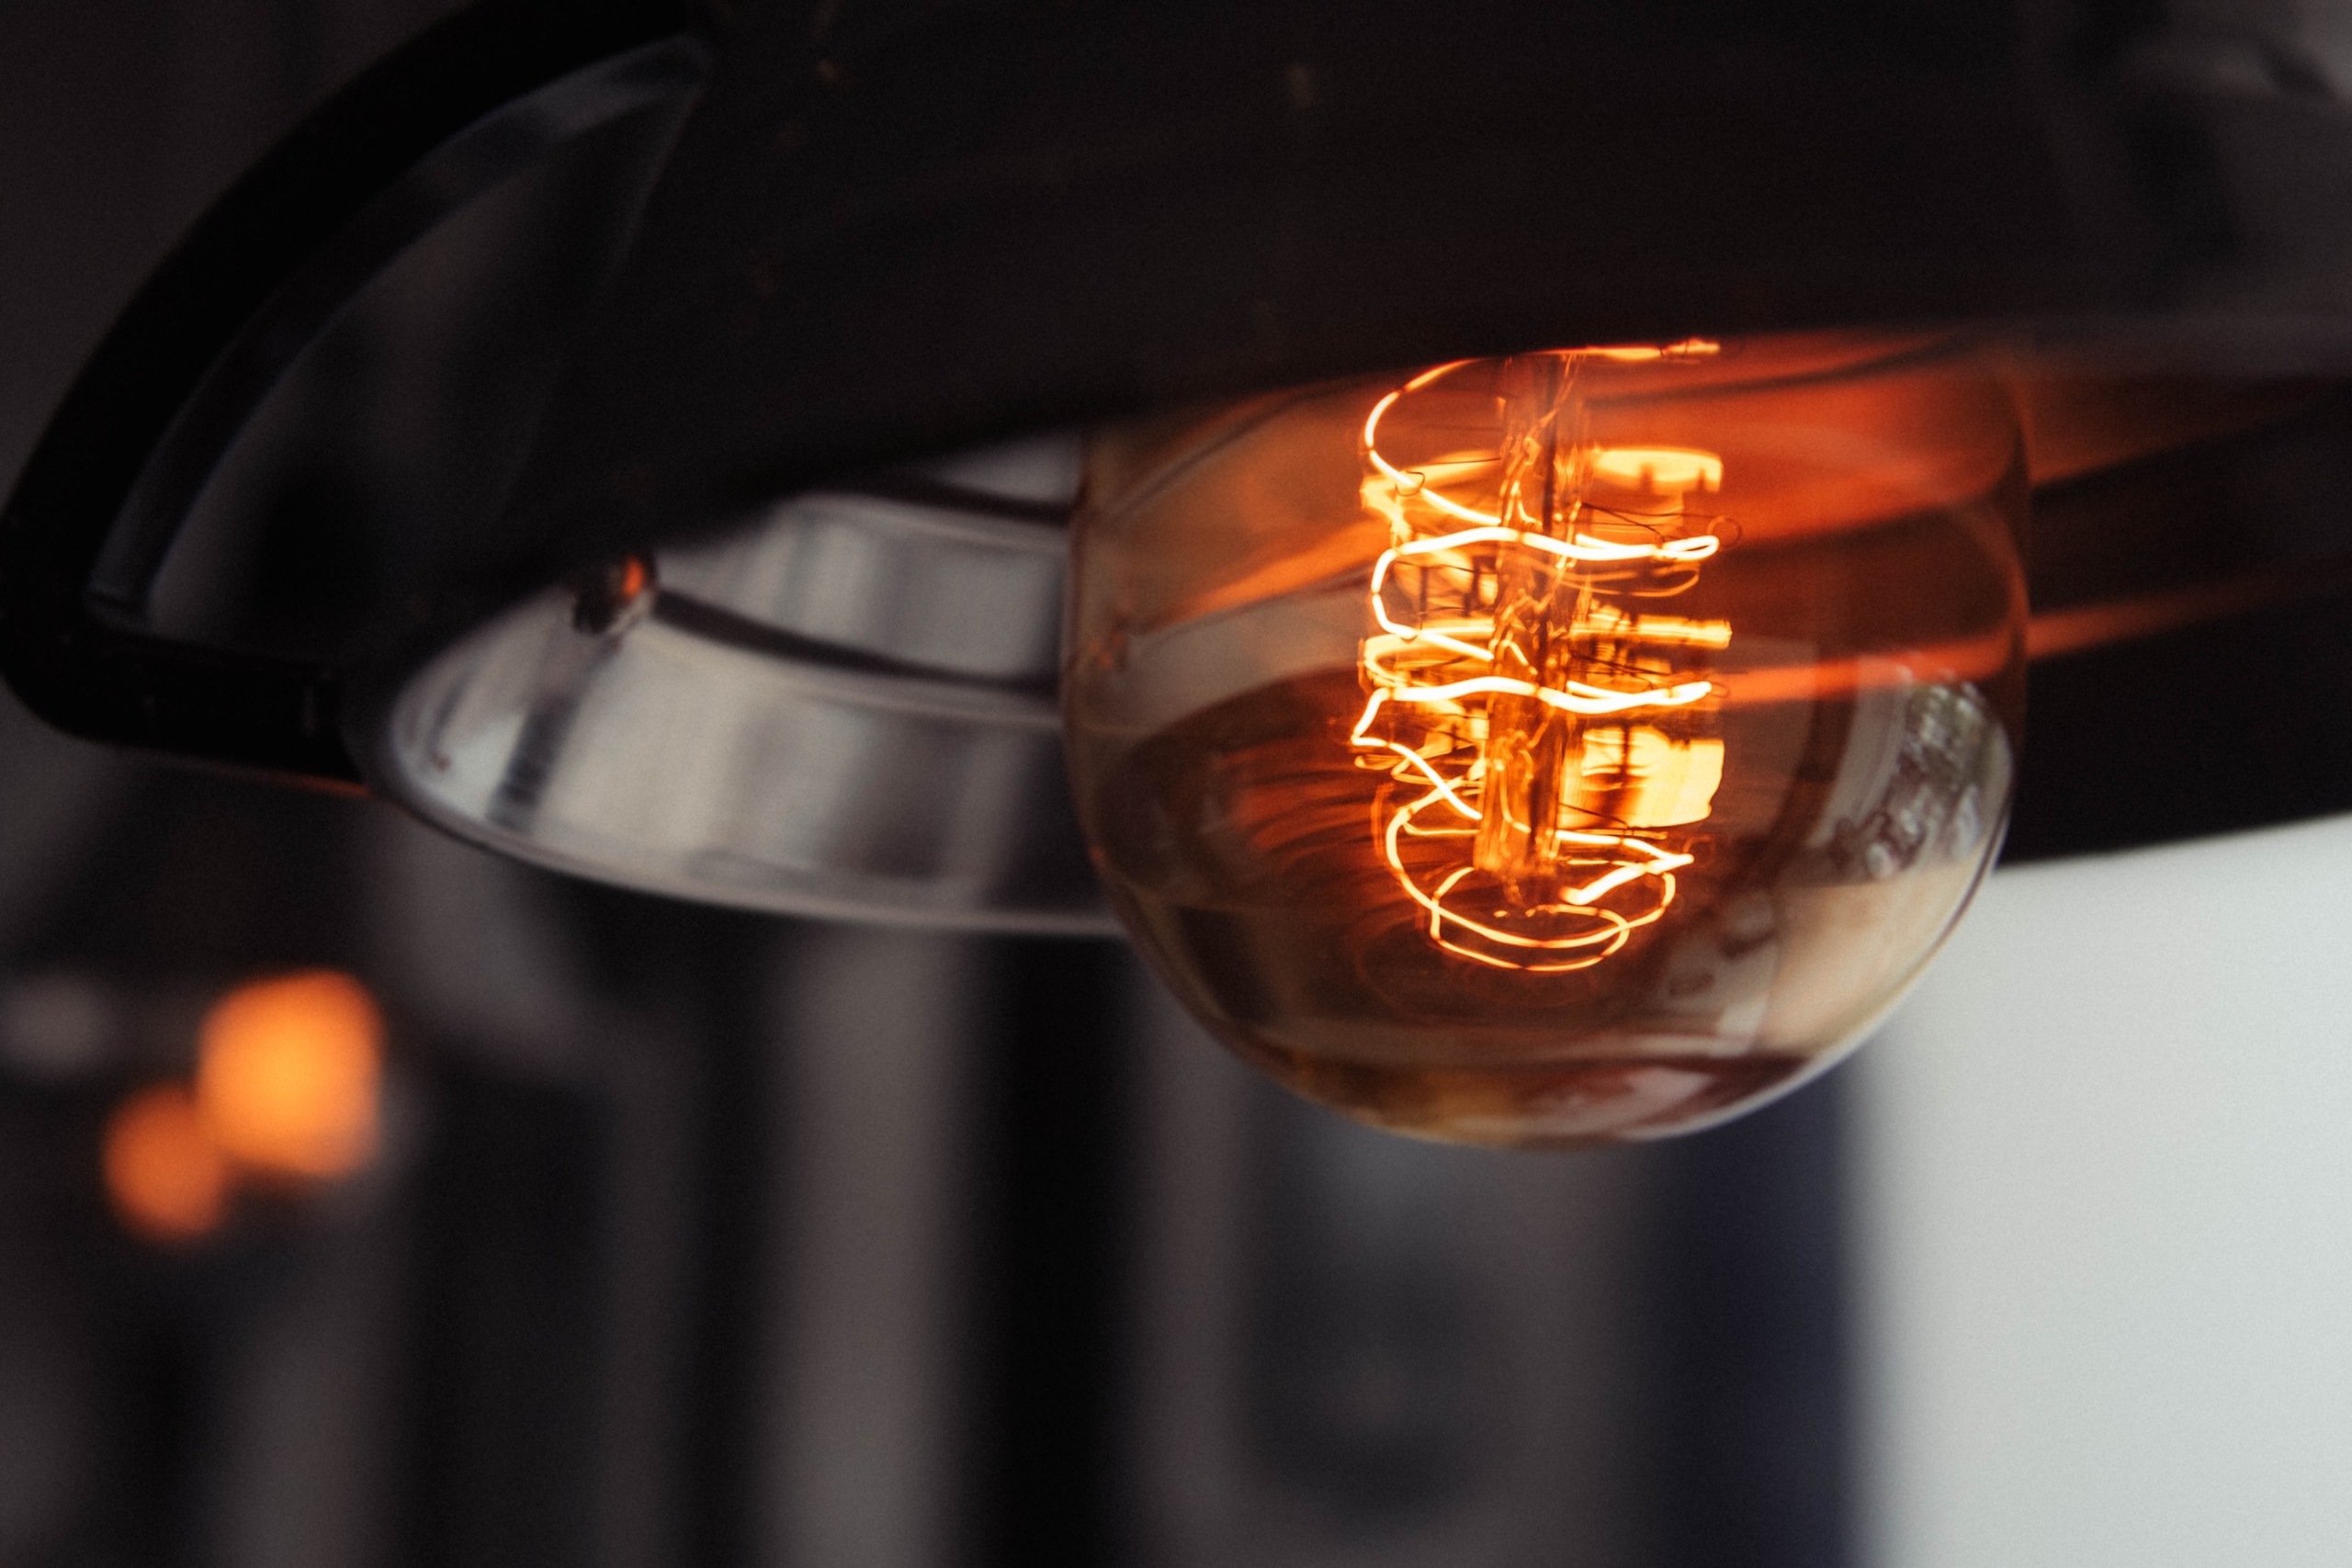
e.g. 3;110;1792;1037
384;799;1125;937
351;575;1120;937
0;0;704;784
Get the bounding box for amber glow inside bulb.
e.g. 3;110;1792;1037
1066;335;2027;1145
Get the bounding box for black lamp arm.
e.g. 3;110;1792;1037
0;0;704;784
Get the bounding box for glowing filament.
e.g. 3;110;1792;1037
1352;353;1730;972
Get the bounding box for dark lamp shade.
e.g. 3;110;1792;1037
9;0;2352;1136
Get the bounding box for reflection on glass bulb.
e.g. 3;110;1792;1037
1068;334;2027;1145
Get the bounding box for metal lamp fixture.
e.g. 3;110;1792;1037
11;0;2352;1141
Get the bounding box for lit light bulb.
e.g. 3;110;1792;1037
1067;335;2026;1145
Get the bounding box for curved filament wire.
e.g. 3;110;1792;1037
1352;351;1730;972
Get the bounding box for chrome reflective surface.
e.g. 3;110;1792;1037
655;494;1065;685
380;437;1112;932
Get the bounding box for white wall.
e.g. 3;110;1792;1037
1856;813;2352;1567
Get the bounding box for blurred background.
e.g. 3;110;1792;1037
1;4;2347;1566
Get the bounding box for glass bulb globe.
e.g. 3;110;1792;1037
1066;335;2026;1145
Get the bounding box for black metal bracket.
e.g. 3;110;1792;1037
0;0;704;784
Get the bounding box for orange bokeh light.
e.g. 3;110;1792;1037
196;970;383;1182
103;1084;230;1243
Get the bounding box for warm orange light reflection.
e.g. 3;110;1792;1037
197;970;383;1181
1066;333;2026;1145
104;1084;231;1243
1354;351;1730;971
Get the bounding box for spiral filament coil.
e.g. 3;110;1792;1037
1351;350;1734;972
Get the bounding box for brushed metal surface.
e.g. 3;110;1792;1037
381;438;1113;932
